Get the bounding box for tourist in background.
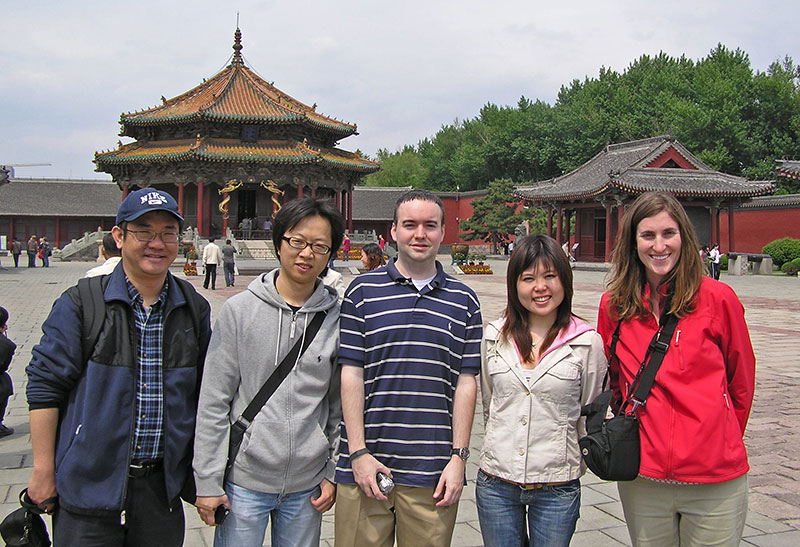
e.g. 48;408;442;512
39;237;52;267
27;235;38;268
597;192;754;546
709;242;721;280
477;234;606;547
85;232;122;277
222;239;237;287
203;237;223;290
342;233;351;262
10;238;21;267
360;243;385;271
0;306;16;438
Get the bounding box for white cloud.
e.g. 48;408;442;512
1;0;797;179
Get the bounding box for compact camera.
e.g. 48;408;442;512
377;472;394;496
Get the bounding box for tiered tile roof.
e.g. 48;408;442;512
96;137;379;172
515;136;774;201
119;29;357;138
95;28;379;176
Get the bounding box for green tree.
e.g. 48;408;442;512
362;146;428;187
458;178;523;253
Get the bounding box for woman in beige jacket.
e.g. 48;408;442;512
477;235;606;547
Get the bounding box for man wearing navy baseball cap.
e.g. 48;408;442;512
26;187;211;545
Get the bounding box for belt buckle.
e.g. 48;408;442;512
520;483;543;490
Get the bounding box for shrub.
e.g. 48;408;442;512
781;257;800;276
720;254;728;271
762;237;800;268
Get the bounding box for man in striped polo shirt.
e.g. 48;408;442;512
335;189;482;546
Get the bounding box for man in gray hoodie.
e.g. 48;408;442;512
193;198;344;546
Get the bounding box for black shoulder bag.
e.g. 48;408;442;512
579;297;679;481
223;311;326;484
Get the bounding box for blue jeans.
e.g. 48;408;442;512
215;482;322;547
223;262;235;286
476;469;580;547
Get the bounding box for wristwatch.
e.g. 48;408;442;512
452;447;470;461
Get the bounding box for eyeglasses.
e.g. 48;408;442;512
282;236;331;255
126;229;180;244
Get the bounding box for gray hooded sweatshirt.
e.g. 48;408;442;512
193;269;342;496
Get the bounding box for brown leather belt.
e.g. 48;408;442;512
482;470;572;490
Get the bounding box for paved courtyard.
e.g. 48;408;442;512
0;257;799;546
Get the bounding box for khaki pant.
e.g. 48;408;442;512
618;474;748;547
334;484;458;547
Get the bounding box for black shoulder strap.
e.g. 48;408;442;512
622;293;679;413
232;311;327;433
77;275;111;364
173;276;203;337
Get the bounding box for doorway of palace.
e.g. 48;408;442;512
237;189;256;223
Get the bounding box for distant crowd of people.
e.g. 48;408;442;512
1;188;754;547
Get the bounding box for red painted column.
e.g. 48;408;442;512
710;204;718;245
8;218;14;245
574;209;581;260
205;185;209;236
196;182;204;237
604;203;613;261
55;219;61;249
311;186;316;198
555;205;563;245
336;189;342;212
727;200;736;252
347;188;353;233
122;185;130;199
177;183;185;217
297;185;303;198
547;206;553;238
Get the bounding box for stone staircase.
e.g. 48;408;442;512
58;229;105;261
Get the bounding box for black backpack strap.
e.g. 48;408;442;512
172;276;203;337
77;275;111;365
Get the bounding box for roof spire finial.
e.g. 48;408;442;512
232;22;243;65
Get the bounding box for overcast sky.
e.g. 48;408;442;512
2;1;797;180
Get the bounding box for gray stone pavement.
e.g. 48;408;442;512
0;257;798;546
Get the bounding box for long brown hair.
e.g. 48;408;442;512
607;192;704;320
361;243;386;271
502;235;574;362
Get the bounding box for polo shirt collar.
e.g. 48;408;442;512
386;258;447;293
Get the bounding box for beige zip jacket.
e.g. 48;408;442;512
479;317;607;484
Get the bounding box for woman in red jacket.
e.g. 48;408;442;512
597;192;755;546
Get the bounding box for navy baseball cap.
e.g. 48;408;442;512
116;188;183;225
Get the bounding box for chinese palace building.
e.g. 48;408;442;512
94;28;379;236
514;136;775;261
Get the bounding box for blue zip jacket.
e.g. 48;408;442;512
26;264;211;515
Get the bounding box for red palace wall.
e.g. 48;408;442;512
719;208;800;253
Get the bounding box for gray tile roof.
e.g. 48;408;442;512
737;193;800;209
776;160;800;179
0;178;121;217
515;136;774;201
352;186;413;220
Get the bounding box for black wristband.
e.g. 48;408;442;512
350;448;370;461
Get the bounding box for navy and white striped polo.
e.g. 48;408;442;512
335;259;482;488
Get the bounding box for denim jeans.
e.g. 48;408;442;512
223;262;235;286
215;482;322;547
476;469;581;547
